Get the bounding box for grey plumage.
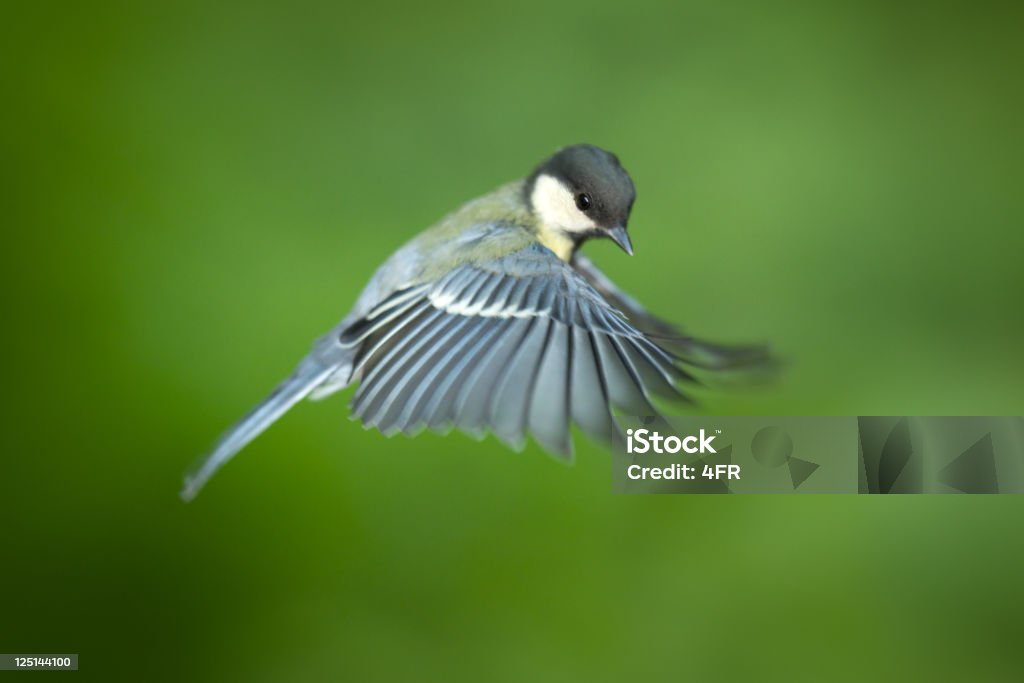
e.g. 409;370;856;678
182;144;771;500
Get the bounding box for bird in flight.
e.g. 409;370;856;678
182;145;769;500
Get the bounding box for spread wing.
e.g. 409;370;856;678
571;252;773;371
338;244;694;457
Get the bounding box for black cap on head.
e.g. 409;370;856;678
528;144;636;233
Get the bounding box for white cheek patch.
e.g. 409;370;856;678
530;174;597;234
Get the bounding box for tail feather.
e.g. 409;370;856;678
181;358;337;502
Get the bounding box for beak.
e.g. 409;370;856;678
607;225;634;256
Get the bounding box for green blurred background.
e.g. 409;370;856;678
3;0;1023;680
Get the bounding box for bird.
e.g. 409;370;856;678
181;144;770;500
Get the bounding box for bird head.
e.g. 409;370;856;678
526;144;636;255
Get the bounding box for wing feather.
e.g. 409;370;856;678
527;323;572;457
569;327;614;443
454;318;534;438
391;314;479;435
421;318;510;430
369;313;469;435
345;244;702;454
488;318;549;449
352;305;446;424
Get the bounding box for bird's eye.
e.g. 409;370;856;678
575;193;592;211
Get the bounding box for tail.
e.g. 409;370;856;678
181;357;339;502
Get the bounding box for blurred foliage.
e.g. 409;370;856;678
2;0;1023;680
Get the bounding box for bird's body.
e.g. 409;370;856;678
182;145;768;500
348;180;538;319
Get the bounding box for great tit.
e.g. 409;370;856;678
182;144;769;500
